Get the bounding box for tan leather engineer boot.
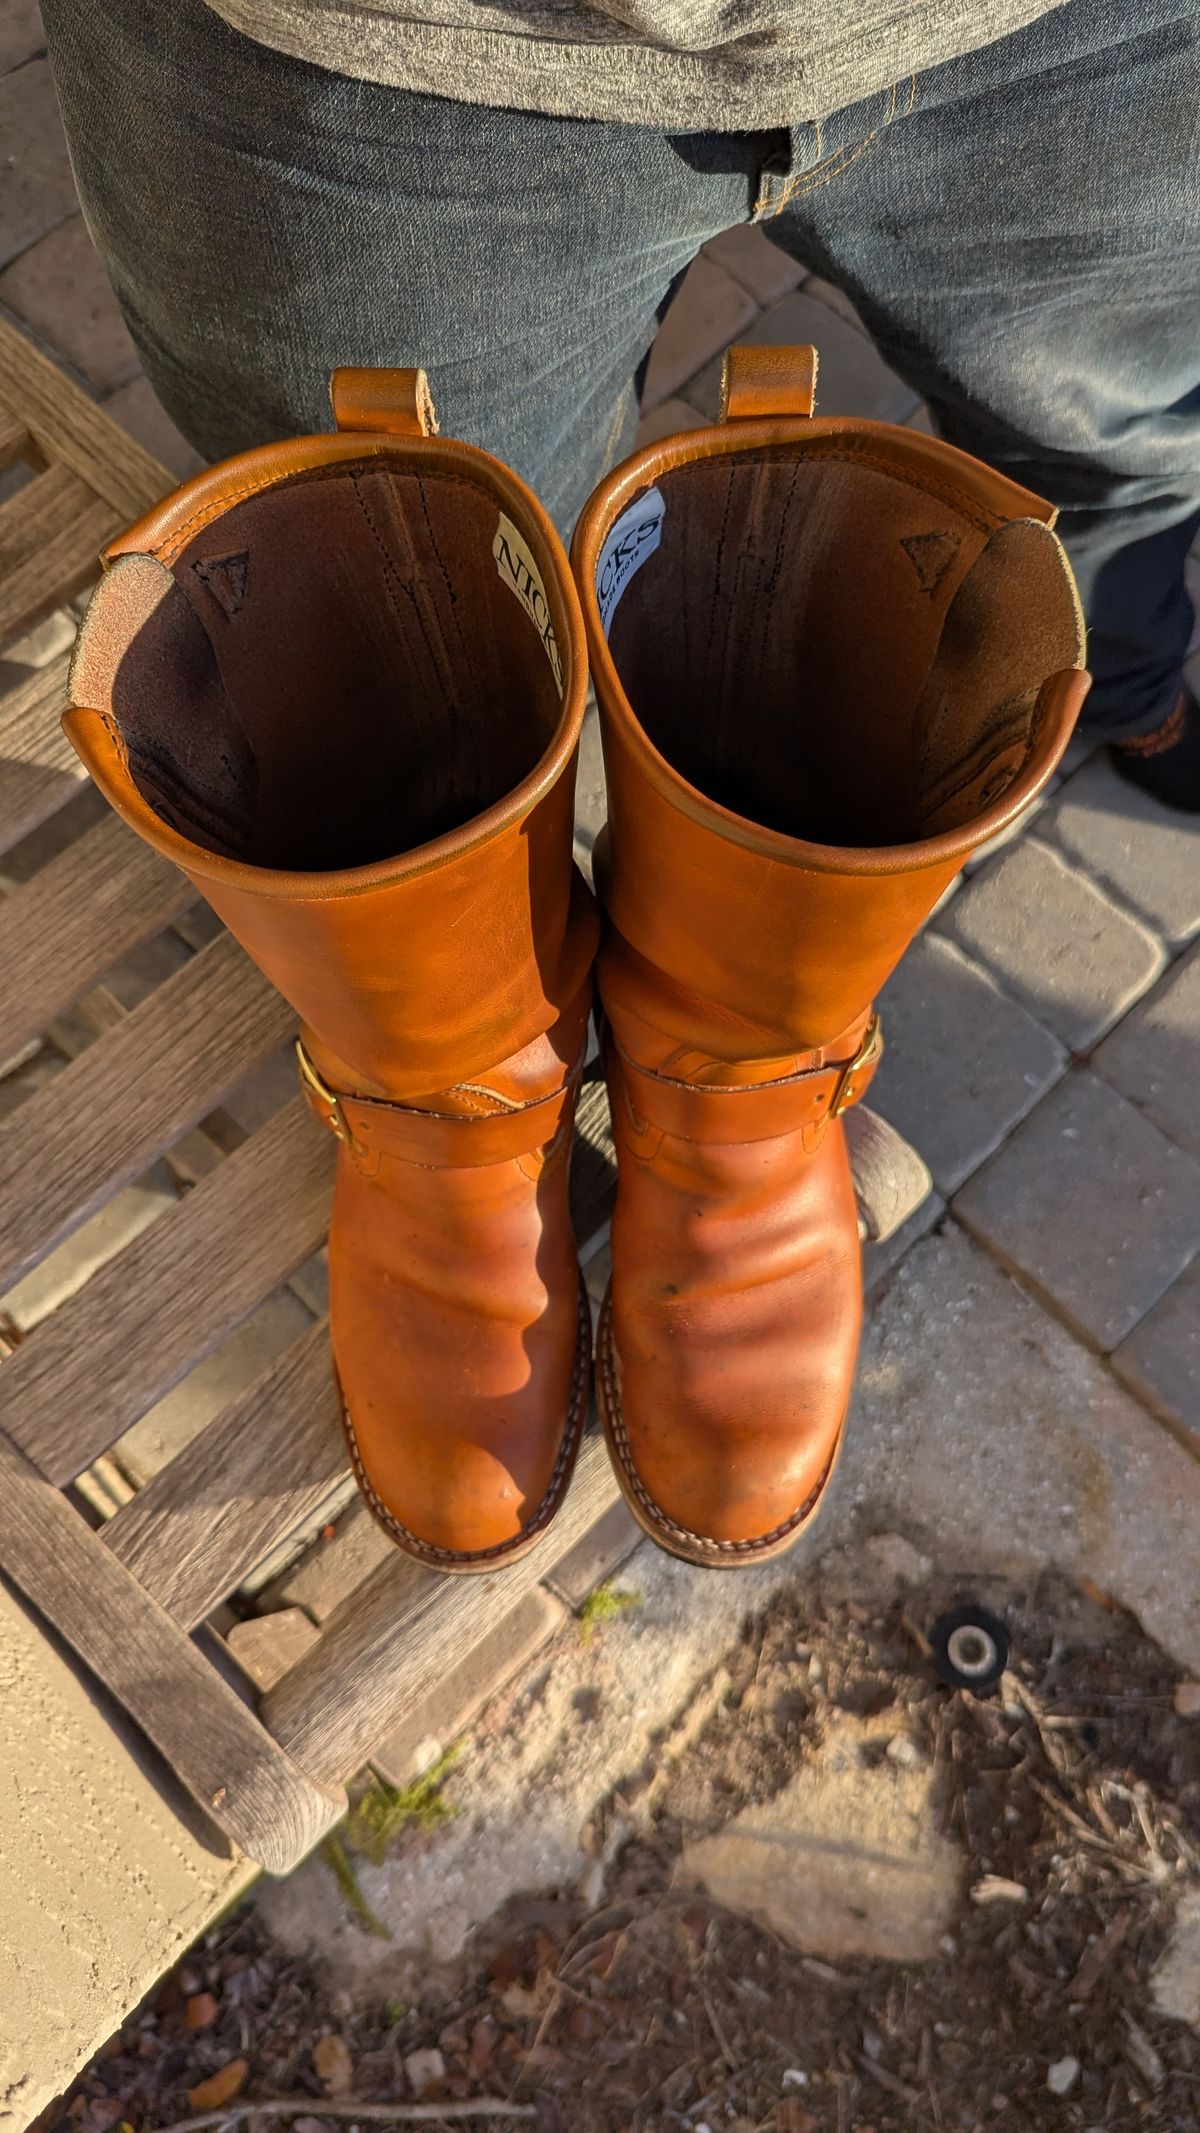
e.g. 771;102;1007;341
67;368;598;1572
572;344;1090;1569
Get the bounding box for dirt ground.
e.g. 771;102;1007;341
43;1572;1200;2133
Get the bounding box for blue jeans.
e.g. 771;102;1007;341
44;0;1200;740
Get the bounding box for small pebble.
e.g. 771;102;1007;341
886;1735;921;1768
405;2047;446;2095
1047;2056;1080;2096
782;2069;809;2089
1173;1682;1200;1717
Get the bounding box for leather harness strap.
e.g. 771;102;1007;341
296;1039;577;1171
609;1015;882;1146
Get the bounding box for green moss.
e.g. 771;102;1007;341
577;1581;642;1642
346;1745;462;1867
320;1831;391;1940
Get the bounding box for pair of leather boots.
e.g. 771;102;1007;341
68;347;1088;1574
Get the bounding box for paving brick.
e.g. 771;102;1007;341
870;934;1065;1195
573;699;607;866
862;1191;945;1300
0;1160;178;1332
938;837;1166;1051
226;1605;321;1693
0;60;77;270
640;254;758;412
800;273;869;335
1044;754;1200;947
961;792;1046;874
0;1;45;73
956;1069;1200;1352
104;373;205;482
686;288;920;425
1095;945;1200;1158
113;1287;314;1485
848;1224;1200;1674
543;1496;641;1609
0;215;140;390
1112;1257;1200;1451
702;224;805;307
633;395;706;447
370;1585;566;1785
266;1493;396;1622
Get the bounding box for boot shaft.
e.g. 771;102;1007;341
573;346;1090;1061
66;370;596;1101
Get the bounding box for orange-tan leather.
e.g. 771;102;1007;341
572;344;1090;1565
66;369;599;1569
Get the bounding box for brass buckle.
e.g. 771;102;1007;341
295;1038;351;1144
831;1014;883;1118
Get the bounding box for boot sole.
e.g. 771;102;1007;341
596;1291;841;1570
336;1274;592;1575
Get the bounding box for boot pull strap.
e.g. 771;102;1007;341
329;366;439;438
720;344;817;423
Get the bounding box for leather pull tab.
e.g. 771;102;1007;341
720;344;818;423
329;366;439;438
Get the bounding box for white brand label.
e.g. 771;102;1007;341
595;487;665;636
493;514;563;694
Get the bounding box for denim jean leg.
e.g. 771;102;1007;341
41;0;752;534
770;0;1200;740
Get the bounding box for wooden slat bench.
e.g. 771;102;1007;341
0;313;931;1885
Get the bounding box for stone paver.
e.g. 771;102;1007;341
1095;944;1200;1159
1045;755;1200;947
0;0;44;73
103;374;205;481
955;1070;1200;1353
680;1709;961;1962
0;1579;252;2133
702;224;805;307
543;1495;641;1610
0;59;77;271
871;933;1065;1195
640;254;758;413
846;1225;1200;1673
0;1160;178;1332
370;1584;566;1787
226;1604;321;1693
685;285;920;424
632;393;705;447
0;214;140;390
265;1494;395;1622
113;1287;314;1485
938;837;1165;1051
572;699;607;866
1112;1256;1200;1450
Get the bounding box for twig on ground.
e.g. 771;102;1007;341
150;2100;539;2133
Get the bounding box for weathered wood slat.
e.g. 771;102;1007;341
0;813;194;1062
0;933;294;1290
0;1426;345;1871
570;1078;616;1242
0;462;118;646
0;408;31;474
265;1432;621;1786
1;1098;334;1485
103;1319;346;1628
0;315;170;524
0;653;83;854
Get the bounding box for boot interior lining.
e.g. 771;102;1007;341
606;447;1082;848
109;461;564;871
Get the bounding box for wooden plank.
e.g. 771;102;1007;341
0;653;84;855
0;813;194;1062
570;1077;616;1247
0;932;294;1290
265;1432;621;1786
0;408;31;474
0;462;118;646
0;1425;345;1871
103;1319;346;1628
1;1098;333;1485
0;314;170;523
